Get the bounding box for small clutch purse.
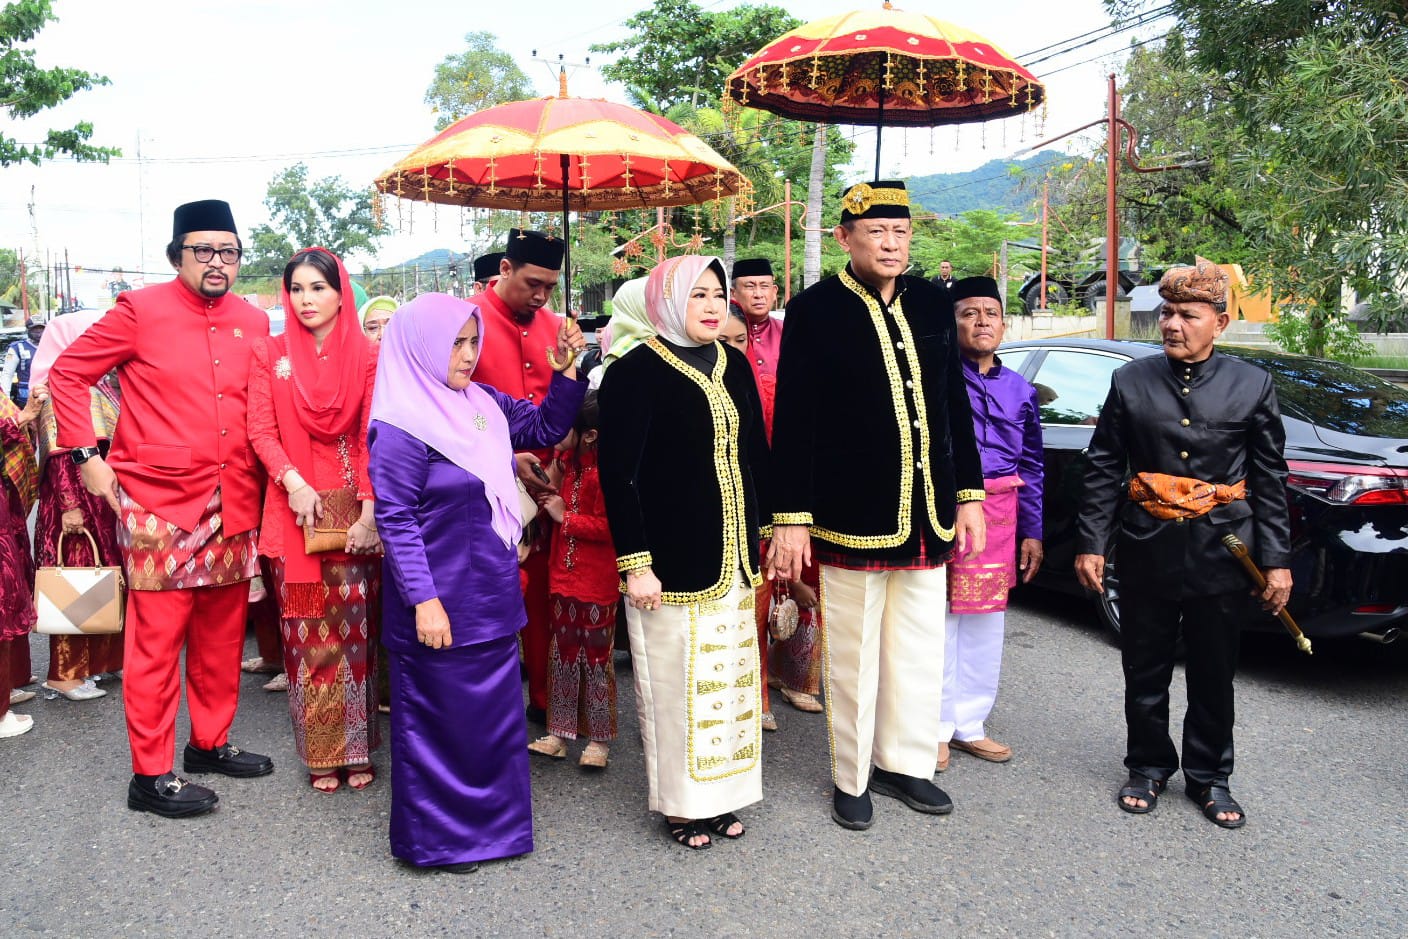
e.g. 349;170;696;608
303;487;361;554
768;580;799;642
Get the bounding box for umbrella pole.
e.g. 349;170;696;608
874;87;885;181
560;153;572;316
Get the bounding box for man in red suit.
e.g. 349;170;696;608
49;200;274;818
469;229;571;723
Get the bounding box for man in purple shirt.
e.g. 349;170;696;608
939;276;1045;771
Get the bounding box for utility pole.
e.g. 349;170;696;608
136;131;147;280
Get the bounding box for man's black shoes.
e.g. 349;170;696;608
182;742;274;778
870;768;954;815
127;773;218;818
831;787;875;830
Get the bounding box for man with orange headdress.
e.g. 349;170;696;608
1075;259;1292;830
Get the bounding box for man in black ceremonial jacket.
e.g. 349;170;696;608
1075;259;1292;830
769;180;986;831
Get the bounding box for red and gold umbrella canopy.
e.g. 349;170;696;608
374;87;748;212
725;1;1045;166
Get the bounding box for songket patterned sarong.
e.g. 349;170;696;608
948;476;1022;614
767;560;823;696
625;569;762;820
270;557;380;769
118;487;259;591
546;594;618;742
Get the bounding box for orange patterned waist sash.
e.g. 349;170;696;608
1127;472;1246;520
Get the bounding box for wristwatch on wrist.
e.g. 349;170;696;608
70;446;103;465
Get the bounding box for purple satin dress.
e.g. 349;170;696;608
370;372;585;868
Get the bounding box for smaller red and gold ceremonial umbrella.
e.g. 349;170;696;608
725;1;1045;178
375;71;749;326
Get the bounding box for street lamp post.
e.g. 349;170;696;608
1022;74;1209;338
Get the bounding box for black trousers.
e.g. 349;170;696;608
1120;588;1247;789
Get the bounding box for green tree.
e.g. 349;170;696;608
592;0;799;112
1022;35;1249;294
1;0;117;166
1107;1;1408;354
425;31;534;131
244;163;383;281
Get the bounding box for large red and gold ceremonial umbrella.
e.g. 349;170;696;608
375;73;748;312
725;1;1045;178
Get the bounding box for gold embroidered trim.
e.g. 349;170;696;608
772;512;813;526
616;551;652;573
819;565;839;785
682;589;762;783
646;338;762;605
758;524;773;540
696;679;727;695
810;270;954;551
956;488;987;503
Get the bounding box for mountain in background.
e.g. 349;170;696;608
374;152;1073;272
906;151;1070;219
370;247;466;275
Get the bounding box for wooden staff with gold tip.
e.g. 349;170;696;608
1220;533;1312;655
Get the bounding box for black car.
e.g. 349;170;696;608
998;338;1408;640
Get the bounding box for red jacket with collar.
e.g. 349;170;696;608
469;286;563;404
48;279;270;534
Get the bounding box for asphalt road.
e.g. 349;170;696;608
3;589;1405;937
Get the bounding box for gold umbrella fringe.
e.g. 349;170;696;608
733;53;1044;124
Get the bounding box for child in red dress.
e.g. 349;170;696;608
528;392;619;768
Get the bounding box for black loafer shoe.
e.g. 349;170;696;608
831;787;875;830
183;743;274;778
870;768;954;815
127;773;219;818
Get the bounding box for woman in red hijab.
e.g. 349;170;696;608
248;247;381;793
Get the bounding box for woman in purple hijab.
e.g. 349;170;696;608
368;292;587;873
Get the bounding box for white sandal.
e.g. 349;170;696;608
42;680;106;702
0;711;34;738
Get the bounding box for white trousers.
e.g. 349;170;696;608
821;564;947;796
938;611;1006;743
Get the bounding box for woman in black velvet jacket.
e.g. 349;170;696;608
598;255;770;851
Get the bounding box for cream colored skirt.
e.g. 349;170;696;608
624;569;763;819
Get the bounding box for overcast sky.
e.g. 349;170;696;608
1;0;1169;299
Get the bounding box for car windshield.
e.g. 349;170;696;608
1227;349;1408;437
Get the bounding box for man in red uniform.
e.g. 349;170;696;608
728;258;783;380
49;200;273;818
469;229;571;722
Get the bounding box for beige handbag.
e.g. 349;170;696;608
33;529;125;635
768;580;799;642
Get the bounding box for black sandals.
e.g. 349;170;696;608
1117;774;1166;814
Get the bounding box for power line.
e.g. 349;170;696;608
1019;5;1173;64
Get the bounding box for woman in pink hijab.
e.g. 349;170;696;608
597;255;772;850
